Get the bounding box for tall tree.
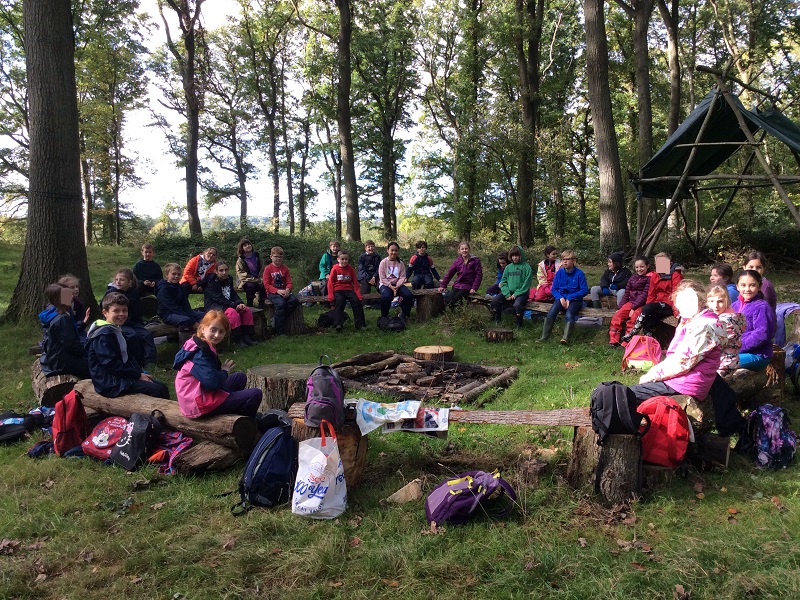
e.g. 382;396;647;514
584;0;629;253
5;0;97;321
157;0;206;237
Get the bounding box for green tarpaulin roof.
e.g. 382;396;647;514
632;89;800;199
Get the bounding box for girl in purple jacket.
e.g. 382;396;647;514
731;270;776;370
609;256;650;346
438;242;483;309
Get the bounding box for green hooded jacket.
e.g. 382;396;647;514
499;246;533;297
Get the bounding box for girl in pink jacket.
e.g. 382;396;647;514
173;311;262;418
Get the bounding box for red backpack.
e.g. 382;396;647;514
637;396;690;467
82;416;129;460
52;389;89;456
622;335;662;371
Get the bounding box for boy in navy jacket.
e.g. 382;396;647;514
86;293;170;399
539;250;589;344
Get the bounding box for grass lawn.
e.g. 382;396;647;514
1;242;799;599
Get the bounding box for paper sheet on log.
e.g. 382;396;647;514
355;399;420;434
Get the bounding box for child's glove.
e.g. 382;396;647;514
609;284;618;291
602;287;610;296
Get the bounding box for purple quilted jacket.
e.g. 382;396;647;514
620;273;650;309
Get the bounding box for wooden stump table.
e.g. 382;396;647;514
568;427;643;505
413;289;445;321
413;345;454;361
247;364;317;412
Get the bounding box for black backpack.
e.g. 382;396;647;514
0;411;38;444
590;381;650;445
110;411;163;471
317;310;349;328
304;356;346;429
377;315;405;332
232;410;297;515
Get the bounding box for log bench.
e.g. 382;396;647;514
296;288;445;322
31;359;80;407
74;379;259;474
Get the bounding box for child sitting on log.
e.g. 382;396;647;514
742;251;776;312
173;310;262;418
86;293;170;399
157;263;205;333
530;245;560;302
539;249;588;344
327;250;366;332
486;251;508;296
731;269;776;371
628;280;745;438
39;283;89;379
709;263;738;304
491;245;533;329
609;256;650;347
438;241;483;309
707;284;744;376
204;260;258;347
589;251;631;308
132;242;162;297
104;268;156;366
622;252;683;343
406;240;440;290
262;246;300;336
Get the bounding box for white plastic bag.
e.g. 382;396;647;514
291;420;347;519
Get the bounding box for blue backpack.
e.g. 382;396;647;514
746;404;797;469
425;470;517;526
232;410;297;514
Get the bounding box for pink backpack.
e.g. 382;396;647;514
622;335;662;371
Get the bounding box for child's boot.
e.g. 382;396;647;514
515;314;523;329
621;314;645;343
233;329;248;348
243;324;258;346
493;310;502;324
608;328;622;347
539;317;555;341
560;321;575;344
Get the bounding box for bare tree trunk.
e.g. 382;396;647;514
5;0;98;322
336;0;360;241
657;0;681;136
584;0;630;254
381;126;396;240
298;117;310;234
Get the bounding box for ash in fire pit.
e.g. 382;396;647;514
332;351;519;404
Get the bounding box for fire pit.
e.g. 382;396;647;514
332;351;519;404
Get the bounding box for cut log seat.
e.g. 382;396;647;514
171;440;242;474
74;379;258;455
31;359;79;408
247;363;317;412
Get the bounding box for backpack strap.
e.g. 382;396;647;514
664;402;688;466
615;388;637;434
319;355;332;366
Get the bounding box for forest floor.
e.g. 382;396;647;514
1;241;799;599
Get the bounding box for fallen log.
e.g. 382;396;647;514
334;355;404;379
74;380;258;454
171;440;242;474
31;359;80;407
332;351;396;368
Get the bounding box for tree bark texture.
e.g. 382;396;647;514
31;359;79;408
6;0;97;322
584;0;630;254
568;427;641;505
246;363;317;412
336;0;360;241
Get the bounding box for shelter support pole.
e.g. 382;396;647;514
643;91;722;257
717;83;800;229
698;136;762;252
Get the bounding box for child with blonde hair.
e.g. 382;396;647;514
707;284;744;375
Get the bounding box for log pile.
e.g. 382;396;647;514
74;380;258;474
331;351;519;403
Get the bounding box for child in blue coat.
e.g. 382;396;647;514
39;283;89;379
539;250;589;344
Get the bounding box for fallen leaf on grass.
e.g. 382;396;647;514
630;562;646;572
727;508;738;515
349;515;363;528
130;576;142;585
40;479;55;490
328;581;343;588
0;539;21;555
674;584;692;599
25;541;45;551
720;487;727;493
564;362;581;369
622;515;637;526
696;493;705;500
421;522;445;536
523;560;539;571
151;502;168;510
771;496;786;511
692;481;704;493
79;550;93;563
222;537;237;550
271;548;282;554
577;537;588;548
349;537;362;547
382;579;400;588
34;573;47;582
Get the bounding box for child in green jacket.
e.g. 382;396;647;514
490;245;533;328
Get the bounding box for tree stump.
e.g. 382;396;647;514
673;394;715;434
413;345;454;362
31;359;79;408
246;364;316;412
171;440;242;474
725;368;768;405
263;303;306;335
290;411;368;487
251;307;267;340
568;427;641;505
485;328;513;343
414;292;445;321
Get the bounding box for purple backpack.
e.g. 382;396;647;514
425;470;517;526
304;355;345;429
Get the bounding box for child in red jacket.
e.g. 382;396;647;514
328;250;366;332
262;246;299;336
622;252;684;343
